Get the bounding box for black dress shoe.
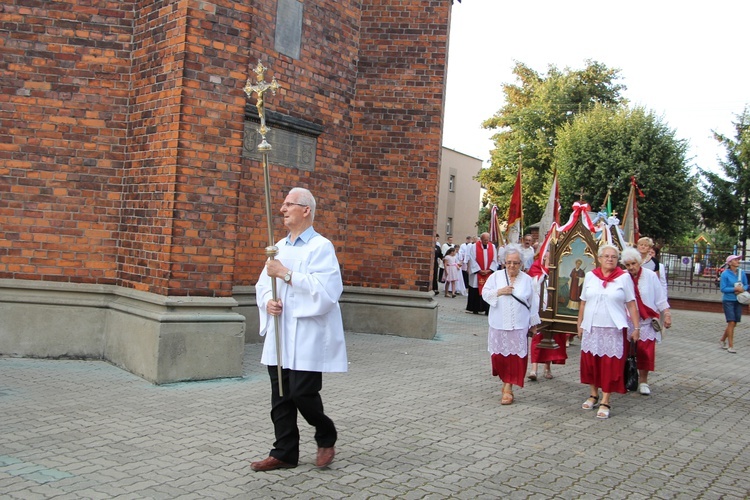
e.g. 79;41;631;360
250;456;296;471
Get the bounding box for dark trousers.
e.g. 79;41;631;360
466;286;490;314
462;270;469;288
432;261;439;291
268;366;337;465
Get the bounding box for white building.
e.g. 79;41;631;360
437;148;483;240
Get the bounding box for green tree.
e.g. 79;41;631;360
478;60;626;227
554;104;698;242
700;108;750;254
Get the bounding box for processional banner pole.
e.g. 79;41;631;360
243;62;283;396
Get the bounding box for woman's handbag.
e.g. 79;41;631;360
737;291;750;305
624;340;639;392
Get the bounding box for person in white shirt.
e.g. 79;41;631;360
466;232;498;314
621;247;672;396
482;246;540;405
577;244;641;419
252;187;347;472
458;236;472;288
637;237;668;297
440;236;455;286
519;234;535;271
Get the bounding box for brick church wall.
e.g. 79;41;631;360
233;0;360;286
0;1;135;285
348;0;450;290
1;0;452;296
121;0;253;296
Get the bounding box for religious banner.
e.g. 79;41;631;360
506;167;523;244
621;176;644;246
538;170;560;242
489;205;505;247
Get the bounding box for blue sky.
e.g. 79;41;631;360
443;0;749;177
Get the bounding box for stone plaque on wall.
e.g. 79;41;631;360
243;122;317;171
274;0;303;60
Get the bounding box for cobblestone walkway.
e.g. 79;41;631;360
2;296;749;498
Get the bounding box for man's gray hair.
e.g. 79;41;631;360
289;187;316;222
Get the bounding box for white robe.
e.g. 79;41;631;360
579;271;635;331
467;243;498;288
627;267;670;342
520;246;535;271
256;230;348;373
482;270;541;331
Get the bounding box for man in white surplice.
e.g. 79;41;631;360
251;187;347;472
466;232;498;314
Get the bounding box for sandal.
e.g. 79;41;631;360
528;372;537;381
582;396;598;410
544;370;553;379
501;391;514;405
596;403;611;419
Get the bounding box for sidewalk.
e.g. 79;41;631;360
2;294;750;499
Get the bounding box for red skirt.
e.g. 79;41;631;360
491;353;527;387
579;333;628;394
530;333;568;364
636;338;656;372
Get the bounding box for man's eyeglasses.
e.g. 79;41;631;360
505;261;521;266
281;202;308;209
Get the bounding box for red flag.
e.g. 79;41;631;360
506;167;523;243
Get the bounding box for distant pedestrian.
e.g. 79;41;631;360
443;247;460;298
466;232;497;314
720;254;747;354
432;234;442;295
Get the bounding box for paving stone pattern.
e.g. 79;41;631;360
2;295;749;499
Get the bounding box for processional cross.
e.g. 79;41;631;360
243;62;284;395
243;63;280;140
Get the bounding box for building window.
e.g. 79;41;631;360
449;175;455;192
446;218;453;236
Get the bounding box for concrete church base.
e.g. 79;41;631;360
0;279;245;384
235;285;438;342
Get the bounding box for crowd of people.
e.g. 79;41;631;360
433;231;683;420
248;189;740;472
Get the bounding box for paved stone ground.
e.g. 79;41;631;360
2;293;750;499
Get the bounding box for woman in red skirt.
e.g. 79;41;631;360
482;247;540;405
577;244;641;419
620;247;672;395
528;331;567;380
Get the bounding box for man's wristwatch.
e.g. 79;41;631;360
283;270;292;283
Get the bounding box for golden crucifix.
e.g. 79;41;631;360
243;62;284;396
243;62;280;140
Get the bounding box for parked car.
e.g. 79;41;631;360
714;261;750;287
